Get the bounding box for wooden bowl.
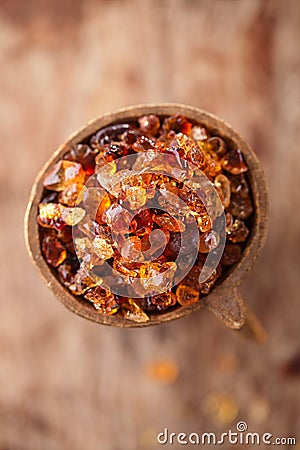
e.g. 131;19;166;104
24;104;269;337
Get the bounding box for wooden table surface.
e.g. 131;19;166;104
1;0;300;448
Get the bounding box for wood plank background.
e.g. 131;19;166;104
1;0;300;448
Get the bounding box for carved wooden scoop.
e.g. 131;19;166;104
24;104;269;339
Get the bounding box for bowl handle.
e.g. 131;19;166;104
206;288;267;342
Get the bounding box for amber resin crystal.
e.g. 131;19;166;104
25;104;269;334
36;113;252;318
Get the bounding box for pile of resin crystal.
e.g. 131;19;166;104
37;113;253;323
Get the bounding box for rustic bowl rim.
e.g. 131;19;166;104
24;103;270;327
